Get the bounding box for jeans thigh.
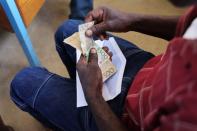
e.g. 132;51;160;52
55;20;83;79
33;75;88;131
10;67;92;131
69;0;93;20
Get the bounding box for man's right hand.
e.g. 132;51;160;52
85;6;179;40
85;7;133;37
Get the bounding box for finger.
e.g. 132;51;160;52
86;22;109;37
92;8;104;23
102;46;109;52
99;32;108;40
78;54;87;64
107;51;113;61
91;22;108;36
108;51;113;58
85;8;104;23
88;48;98;64
102;47;113;59
99;34;106;40
85;29;93;37
86;30;108;38
85;11;94;22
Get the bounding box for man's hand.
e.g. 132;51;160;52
77;48;128;131
85;7;132;37
85;6;179;40
77;47;113;100
77;48;103;100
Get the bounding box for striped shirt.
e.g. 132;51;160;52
124;6;197;131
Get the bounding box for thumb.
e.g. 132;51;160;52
86;22;108;37
88;48;98;65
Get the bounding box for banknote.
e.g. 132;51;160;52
64;22;117;81
64;33;112;66
78;21;95;55
78;22;110;62
87;43;110;65
63;32;81;51
79;22;116;81
99;59;116;81
89;43;116;81
63;32;110;64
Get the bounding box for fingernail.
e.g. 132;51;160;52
86;30;93;36
100;35;105;40
91;48;96;53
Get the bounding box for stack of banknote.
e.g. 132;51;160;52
64;22;117;82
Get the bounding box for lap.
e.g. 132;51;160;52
10;19;154;130
10;66;130;131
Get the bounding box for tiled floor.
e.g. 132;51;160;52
0;0;185;130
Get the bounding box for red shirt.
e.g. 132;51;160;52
124;6;197;131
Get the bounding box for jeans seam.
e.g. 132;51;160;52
10;96;27;109
32;73;55;109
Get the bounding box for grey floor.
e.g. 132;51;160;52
0;0;185;130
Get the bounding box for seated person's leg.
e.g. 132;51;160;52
69;0;93;20
10;67;89;131
55;20;83;79
10;19;154;131
10;30;101;131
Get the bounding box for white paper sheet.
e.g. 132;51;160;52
76;37;126;107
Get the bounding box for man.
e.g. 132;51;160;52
70;0;93;20
10;0;197;131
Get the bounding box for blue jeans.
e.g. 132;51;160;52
10;20;154;131
69;0;93;20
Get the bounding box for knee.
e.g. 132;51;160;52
11;67;30;94
10;67;49;107
10;67;35;109
54;19;83;46
11;66;49;93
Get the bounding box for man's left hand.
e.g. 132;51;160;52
77;48;103;100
